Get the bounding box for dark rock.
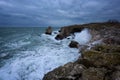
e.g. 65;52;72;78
114;65;120;71
111;71;120;80
55;34;64;40
43;62;86;80
83;50;120;68
103;38;120;45
55;25;83;40
75;59;95;68
91;44;120;54
45;26;52;35
69;41;79;48
82;67;107;80
58;77;73;80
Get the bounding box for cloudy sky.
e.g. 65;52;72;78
0;0;120;27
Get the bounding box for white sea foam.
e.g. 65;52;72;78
5;40;31;49
0;52;9;58
74;28;92;45
0;29;92;80
0;31;79;80
4;34;31;50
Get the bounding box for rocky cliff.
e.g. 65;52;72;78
43;22;120;80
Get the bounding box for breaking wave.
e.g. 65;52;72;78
0;28;91;80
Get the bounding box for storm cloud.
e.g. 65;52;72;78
0;0;120;27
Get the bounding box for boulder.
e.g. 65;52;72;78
83;50;120;67
45;26;52;35
43;62;86;80
104;65;120;80
82;67;107;80
69;41;79;48
55;34;64;40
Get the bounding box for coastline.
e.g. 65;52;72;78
43;22;120;80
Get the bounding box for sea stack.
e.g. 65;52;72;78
45;26;52;35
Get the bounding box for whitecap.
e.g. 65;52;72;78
5;40;31;49
0;31;79;80
74;28;92;45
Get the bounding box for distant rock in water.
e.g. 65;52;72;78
45;26;52;35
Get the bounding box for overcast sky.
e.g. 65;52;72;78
0;0;120;27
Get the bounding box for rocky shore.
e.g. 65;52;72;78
43;22;120;80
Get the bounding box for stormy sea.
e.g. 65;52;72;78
0;27;91;80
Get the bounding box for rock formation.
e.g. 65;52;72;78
43;22;120;80
69;41;79;48
55;25;83;40
45;26;52;35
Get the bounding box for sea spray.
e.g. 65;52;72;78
0;28;92;80
74;28;92;45
0;28;79;80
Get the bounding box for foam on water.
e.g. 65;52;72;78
6;41;31;49
0;28;92;80
74;28;92;45
0;30;79;80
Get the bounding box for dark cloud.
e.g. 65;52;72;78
0;0;120;27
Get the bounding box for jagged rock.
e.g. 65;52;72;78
75;59;95;68
89;29;101;42
104;65;120;80
103;37;120;45
83;50;120;67
115;65;120;71
55;34;64;40
45;26;52;35
82;67;107;80
55;25;83;40
43;62;86;80
43;22;120;80
111;71;120;80
91;44;120;53
55;22;120;40
69;41;79;48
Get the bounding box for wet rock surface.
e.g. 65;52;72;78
69;41;79;48
43;22;120;80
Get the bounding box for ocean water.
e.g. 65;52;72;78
0;27;83;80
